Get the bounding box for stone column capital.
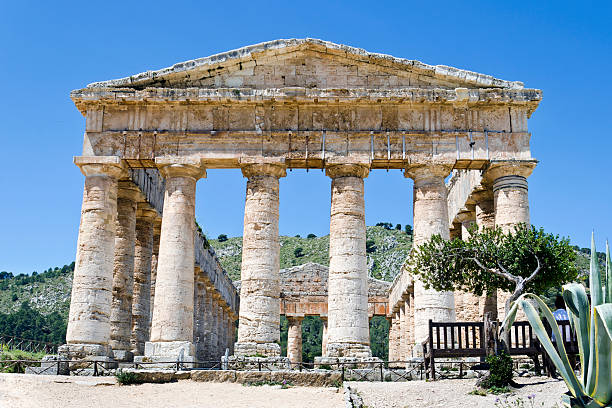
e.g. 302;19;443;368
404;163;453;184
455;210;476;224
136;204;158;220
325;163;370;179
471;188;494;204
241;162;287;179
287;316;304;324
155;156;207;180
74;156;126;179
118;181;142;202
483;159;537;184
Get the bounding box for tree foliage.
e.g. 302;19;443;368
409;225;578;311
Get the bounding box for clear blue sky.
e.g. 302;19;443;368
1;1;611;274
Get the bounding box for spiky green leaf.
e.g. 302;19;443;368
563;283;591;385
589;304;612;405
518;294;586;401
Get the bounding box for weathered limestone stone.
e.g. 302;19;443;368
219;305;228;356
473;190;496;230
130;206;156;356
321;316;328;356
287;316;303;365
325;162;371;358
487;160;536;233
109;181;140;361
210;297;219;359
227;313;235;356
145;158;205;362
405;164;456;349
235;161;286;357
149;220;161;327
398;304;406;360
63;156;125;359
202;287;214;361
193;283;204;362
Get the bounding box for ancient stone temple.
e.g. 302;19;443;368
63;38;540;363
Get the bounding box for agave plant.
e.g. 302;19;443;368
502;234;612;407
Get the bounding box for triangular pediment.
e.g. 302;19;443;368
85;38;524;91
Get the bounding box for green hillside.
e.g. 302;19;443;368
209;224;413;282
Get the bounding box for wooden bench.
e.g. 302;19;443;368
422;319;541;380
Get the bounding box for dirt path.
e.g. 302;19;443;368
0;373;345;408
349;376;567;408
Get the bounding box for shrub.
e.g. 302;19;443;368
217;234;228;242
115;370;143;385
294;247;304;258
395;224;401;230
366;240;377;253
307;233;316;239
404;225;413;235
484;351;513;388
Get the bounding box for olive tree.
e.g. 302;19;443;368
409;224;578;315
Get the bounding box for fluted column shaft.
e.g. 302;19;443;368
146;159;205;360
109;182;139;360
130;207;156;356
211;299;220;359
325;163;371;358
64;157;124;359
201;286;214;361
149;222;161;327
287;317;303;365
487;161;536;319
235;162;286;357
406;164;455;348
321;317;328;356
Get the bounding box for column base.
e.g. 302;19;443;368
58;343;113;360
226;355;291;370
314;355;381;369
135;341;196;367
324;342;372;359
233;342;281;357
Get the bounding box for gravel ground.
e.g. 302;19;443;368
0;373;345;408
349;376;567;408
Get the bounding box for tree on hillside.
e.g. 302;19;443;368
409;224;578;314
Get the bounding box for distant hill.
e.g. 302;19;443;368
210;224;413;282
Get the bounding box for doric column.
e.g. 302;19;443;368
202;286;214;362
472;190;495;230
227;310;236;356
405;164;455;349
144;158;205;362
321;317;328;356
235;160;286;357
398;303;406;360
388;313;397;362
287;317;303;366
454;210;481;322
109;182;140;361
211;298;220;360
62;156;125;360
486;161;536;233
193;275;206;362
130;205;156;356
486;160;536;319
471;189;497;319
219;305;228;356
149;220;161;326
325;162;371;358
